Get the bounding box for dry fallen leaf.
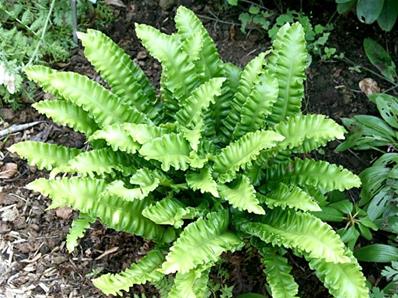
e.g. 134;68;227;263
0;163;17;179
105;0;126;7
359;78;380;96
55;207;73;220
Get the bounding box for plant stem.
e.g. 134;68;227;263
26;0;56;67
71;0;78;44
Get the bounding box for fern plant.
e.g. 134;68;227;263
9;6;369;298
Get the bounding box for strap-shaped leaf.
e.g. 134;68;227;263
221;52;266;139
257;245;299;298
186;167;219;197
139;133;191;171
239;208;351;263
213;130;284;182
175;6;223;82
66;213;95;253
78;29;156;113
135;24;197;110
267;23;307;125
27;178;166;241
218;175;265;214
142;197;202;228
264;158;361;192
33;99;98;136
306;249;369;298
168;264;211;298
25;67;149;128
92;249;165;296
58;148;134;176
258;183;321;212
88;124;139;154
161;211;242;274
233;72;279;139
130;168;173;188
208;63;241;141
274;114;346;153
176;78;225;129
104;179;159;201
9;141;80;171
123;123;170;145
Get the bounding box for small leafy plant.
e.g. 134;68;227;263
0;0;114;107
313;191;378;250
10;6;368;298
226;1;336;61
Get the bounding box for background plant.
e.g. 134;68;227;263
337;92;398;296
9;6;368;298
0;0;115;108
226;0;337;61
336;0;398;32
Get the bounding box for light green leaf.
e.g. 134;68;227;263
161;211;242;274
218;175;265;214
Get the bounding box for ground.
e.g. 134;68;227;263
0;0;397;297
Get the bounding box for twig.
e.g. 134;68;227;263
0;121;42;139
196;14;240;26
26;0;56;67
95;246;119;260
342;56;398;88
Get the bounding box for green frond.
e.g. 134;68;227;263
306;249;369;298
123;123;170;145
161;211;242;274
58;148;134;176
92;249;165;296
176;77;225;129
180;119;204;151
256;245;299;298
186;167;219;197
139;133;192;171
233;72;279;138
267;23;307;125
168;264;211;298
25;67;149;128
104;179;159;201
218;175;265;214
213;130;284;182
8;141;80;171
130;168;173;188
142;197;202;228
175;6;223;81
66;213;95;253
258;183;321;212
27;178;166;241
274;114;346;153
33;99;98;136
23;65;55;91
88;124;139;154
221;52;266;139
135;24;197;111
239;208;350;263
208;63;241;140
264;158;361;192
78;29;156;113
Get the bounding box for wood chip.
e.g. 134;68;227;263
0;163;18;179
